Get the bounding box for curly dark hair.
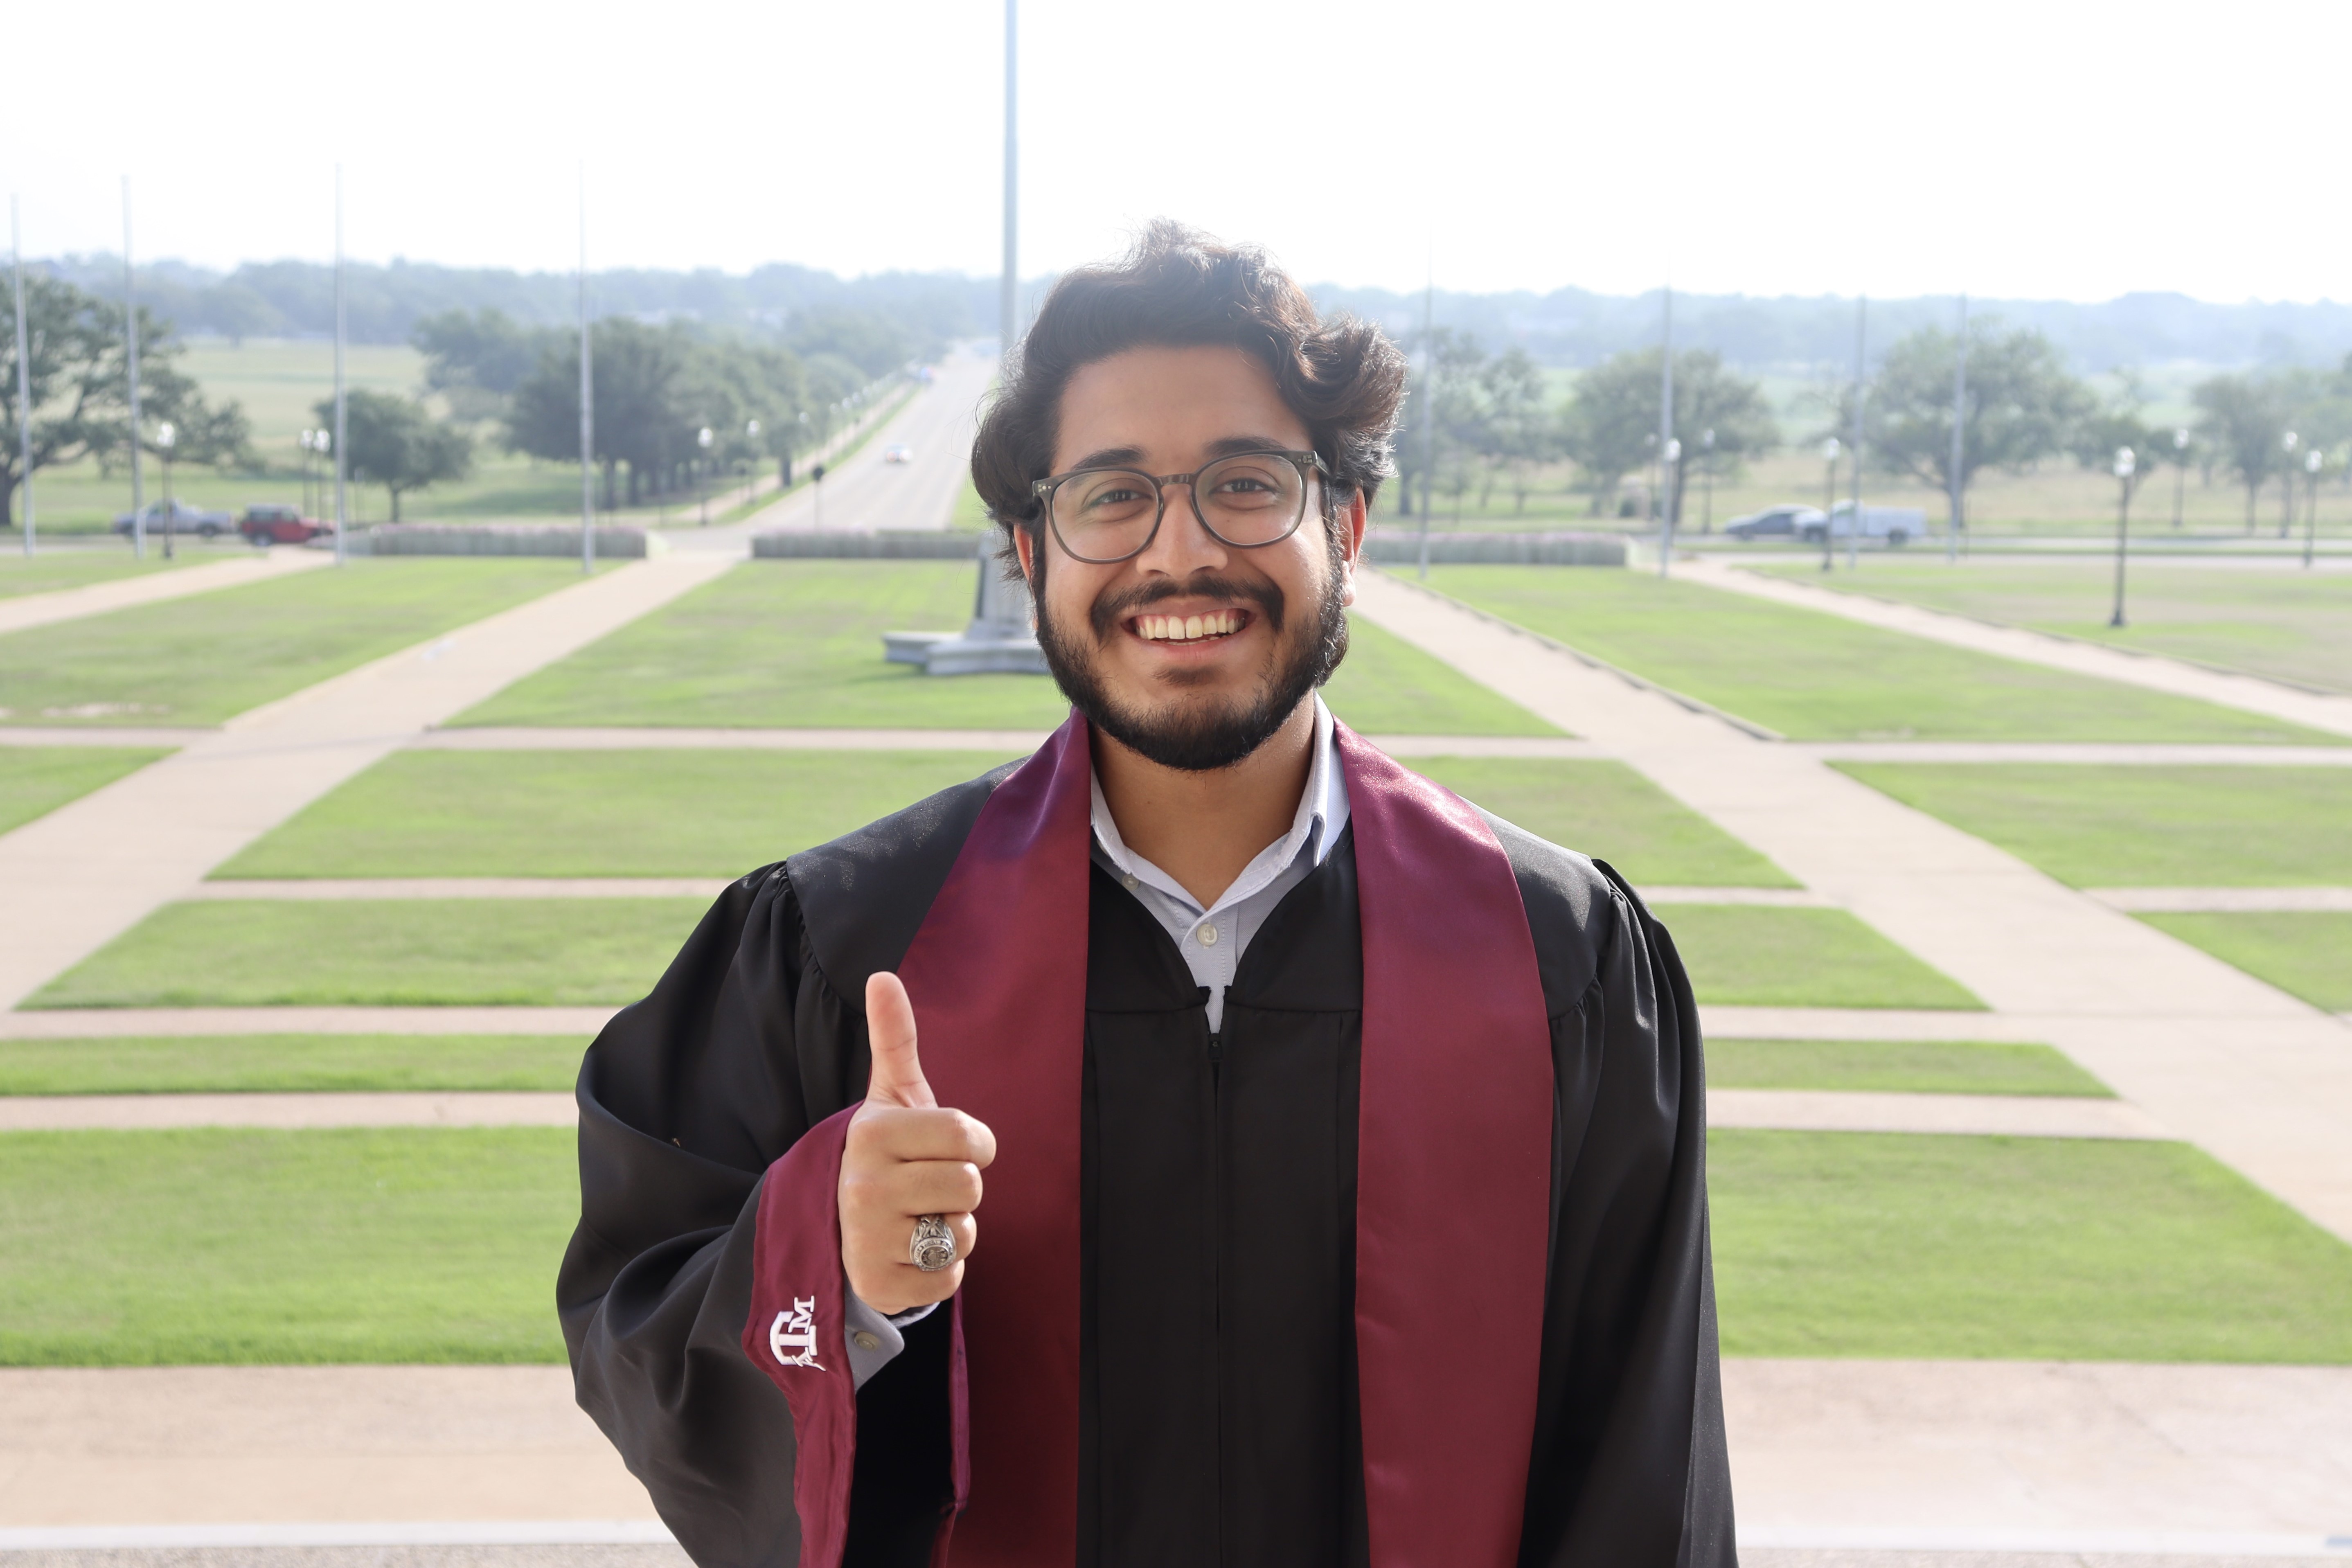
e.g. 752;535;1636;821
971;220;1408;555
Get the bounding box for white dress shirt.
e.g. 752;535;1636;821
843;698;1352;1388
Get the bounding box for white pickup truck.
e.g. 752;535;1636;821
1804;501;1924;546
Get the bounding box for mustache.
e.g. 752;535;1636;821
1086;572;1286;642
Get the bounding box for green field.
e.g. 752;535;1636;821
0;550;210;598
0;748;169;835
1426;565;2328;743
28;899;702;1009
2139;912;2352;1012
0;1035;586;1096
0;559;587;728
1665;906;1984;1009
1838;764;2352;887
219;749;1026;878
460;560;1552;735
0;1128;571;1363
1707;1039;2111;1097
1411;757;1793;887
1712;1130;2352;1361
1756;558;2352;694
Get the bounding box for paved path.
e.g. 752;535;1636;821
1680;556;2352;740
0;1086;2156;1138
1351;570;2352;1243
0;1006;615;1039
0;1093;578;1130
412;726;1607;757
0;726;200;748
187;878;734;901
738;347;992;541
0;555;732;1012
0;548;331;638
5;1362;2343;1557
1797;740;2352;766
2090;887;2352;912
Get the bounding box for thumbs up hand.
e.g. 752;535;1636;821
839;972;996;1314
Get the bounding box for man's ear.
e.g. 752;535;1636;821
1338;489;1367;606
1012;524;1040;590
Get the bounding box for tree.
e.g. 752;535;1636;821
2191;373;2292;532
1;273;252;531
1864;322;2090;532
1393;328;1491;523
786;309;915;380
1561;348;1775;521
1474;348;1553;513
315;390;471;521
412;308;563;418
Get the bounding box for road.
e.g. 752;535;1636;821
670;344;994;555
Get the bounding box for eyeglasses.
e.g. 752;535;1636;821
1031;449;1327;565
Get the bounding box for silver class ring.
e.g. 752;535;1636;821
910;1214;957;1273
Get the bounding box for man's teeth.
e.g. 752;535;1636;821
1138;610;1241;642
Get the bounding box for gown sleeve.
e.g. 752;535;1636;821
557;864;947;1568
1513;858;1738;1568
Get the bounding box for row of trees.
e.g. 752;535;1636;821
1394;318;2352;534
0;275;253;531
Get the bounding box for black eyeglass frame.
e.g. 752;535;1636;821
1029;448;1330;565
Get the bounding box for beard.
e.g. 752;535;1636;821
1030;538;1350;773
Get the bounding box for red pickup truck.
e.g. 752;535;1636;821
239;505;331;545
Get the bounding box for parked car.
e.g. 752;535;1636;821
1804;501;1925;546
882;443;914;464
110;498;235;538
238;504;330;546
1724;504;1824;540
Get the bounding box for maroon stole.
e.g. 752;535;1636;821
744;712;1555;1568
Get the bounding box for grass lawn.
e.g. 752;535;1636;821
1426;565;2329;743
0;1128;570;1363
1711;1130;2352;1361
457;560;1553;735
219;749;1026;878
0;1035;586;1095
0;559;588;728
0;550;212;598
2138;912;2352;1012
1665;906;1984;1009
1754;558;2352;695
1708;1039;2111;1097
0;747;169;835
1410;757;1792;888
28;899;701;1009
1836;764;2352;887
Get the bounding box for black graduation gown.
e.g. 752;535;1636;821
559;769;1735;1568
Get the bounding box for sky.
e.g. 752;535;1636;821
7;0;2350;305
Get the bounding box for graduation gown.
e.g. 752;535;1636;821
559;718;1735;1568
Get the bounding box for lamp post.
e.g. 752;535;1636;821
297;430;313;520
2171;427;2189;529
2280;431;2299;538
11;196;32;559
1658;436;1681;579
153;420;177;560
696;426;714;524
2304;448;2324;569
746;419;761;503
2109;445;2136;629
1699;428;1716;533
1819;437;1839;572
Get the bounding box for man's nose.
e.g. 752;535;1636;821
1132;482;1231;578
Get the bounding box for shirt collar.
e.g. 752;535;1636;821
1089;696;1350;917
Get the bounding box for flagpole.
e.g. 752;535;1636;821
579;167;595;575
124;179;144;561
12;197;33;557
333;165;348;565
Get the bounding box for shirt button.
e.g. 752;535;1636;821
852;1331;882;1352
1198;925;1219;947
1122;874;1138;890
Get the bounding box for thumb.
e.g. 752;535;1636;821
863;971;936;1109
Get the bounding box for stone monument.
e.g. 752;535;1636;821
882;535;1050;676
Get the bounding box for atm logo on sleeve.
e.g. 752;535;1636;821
769;1298;824;1370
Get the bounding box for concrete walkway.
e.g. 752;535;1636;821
1798;740;2352;766
186;878;734;901
5;1362;2343;1557
1680;556;2352;741
0;1086;2158;1138
2089;887;2352;912
1352;570;2352;1244
0;548;331;638
0;556;734;1013
412;725;1608;758
0;1006;615;1039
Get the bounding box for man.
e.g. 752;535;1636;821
562;222;1734;1568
